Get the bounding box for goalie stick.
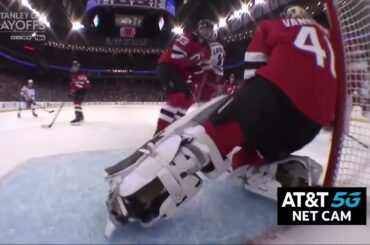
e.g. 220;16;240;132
41;102;65;128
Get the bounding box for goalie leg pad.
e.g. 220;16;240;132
182;126;229;179
106;126;227;226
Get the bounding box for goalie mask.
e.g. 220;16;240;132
280;5;311;19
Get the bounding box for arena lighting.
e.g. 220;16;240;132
39;14;50;27
172;26;183;35
93;15;99;27
218;17;227;28
255;0;265;5
21;0;31;9
72;21;84;30
230;3;250;19
44;41;165;54
158;16;165;31
241;3;250;12
21;0;50;28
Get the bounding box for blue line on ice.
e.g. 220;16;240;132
0;149;277;244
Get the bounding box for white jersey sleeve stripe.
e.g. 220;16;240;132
244;69;256;80
171;53;186;59
172;45;187;56
213;67;224;76
193;70;204;75
244;52;269;62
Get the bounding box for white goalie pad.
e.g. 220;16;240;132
227;155;323;200
107;124;230;227
105;95;229;178
183;126;229;179
104;96;231;228
113;128;221;226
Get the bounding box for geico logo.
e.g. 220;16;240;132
10;35;32;40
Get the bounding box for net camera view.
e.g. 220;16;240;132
0;0;369;244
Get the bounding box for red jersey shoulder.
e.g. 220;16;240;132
71;72;87;81
177;32;197;44
70;72;91;90
263;18;329;38
159;32;211;77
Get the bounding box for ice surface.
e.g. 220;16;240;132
0;150;277;244
0;104;369;244
0;105;160;179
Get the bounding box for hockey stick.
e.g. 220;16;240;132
7;93;54;113
346;133;369;149
34;103;55;113
41;102;65;128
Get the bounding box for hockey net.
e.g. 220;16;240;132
325;0;370;196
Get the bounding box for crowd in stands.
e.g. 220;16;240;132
0;71;164;102
0;72;26;101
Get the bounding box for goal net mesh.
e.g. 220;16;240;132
327;0;370;194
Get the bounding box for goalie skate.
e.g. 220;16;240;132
228;155;323;200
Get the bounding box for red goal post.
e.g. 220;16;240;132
325;0;370;193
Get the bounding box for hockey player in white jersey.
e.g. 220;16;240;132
17;79;37;118
207;39;225;78
191;35;225;103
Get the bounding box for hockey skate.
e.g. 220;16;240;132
227;155;323;200
70;117;84;125
32;110;38;117
17;112;21;119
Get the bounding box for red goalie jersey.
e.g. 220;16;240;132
159;32;210;78
245;18;337;126
70;72;91;93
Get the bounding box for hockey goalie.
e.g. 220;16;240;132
103;5;337;233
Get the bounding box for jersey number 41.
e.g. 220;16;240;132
294;26;337;78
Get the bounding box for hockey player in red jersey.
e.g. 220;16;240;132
69;60;91;125
104;6;336;228
208;5;337;175
154;19;213;134
222;74;239;95
191;37;226;103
